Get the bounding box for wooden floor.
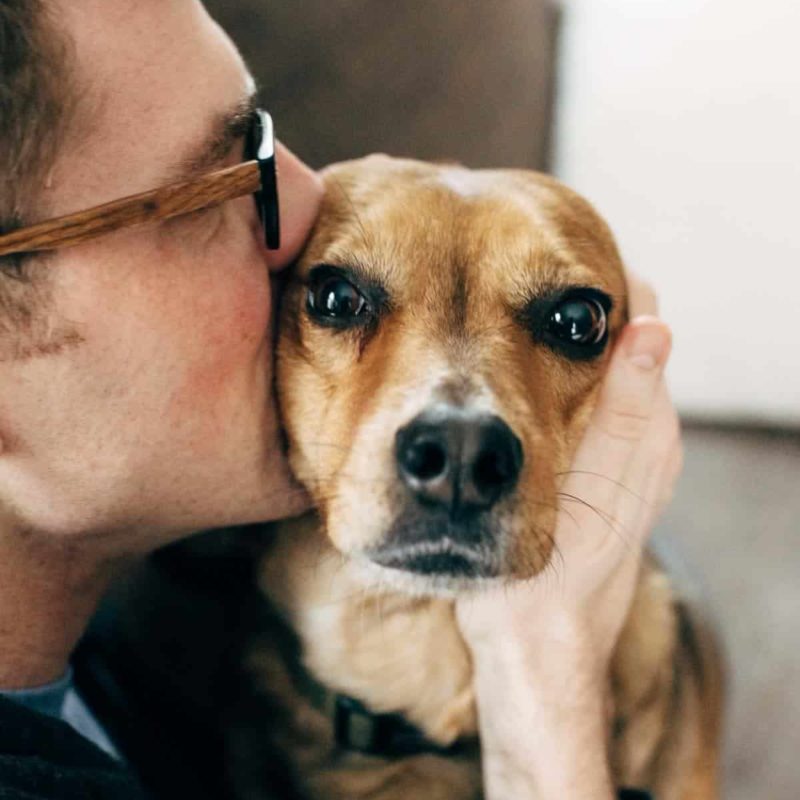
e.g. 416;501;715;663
654;424;800;800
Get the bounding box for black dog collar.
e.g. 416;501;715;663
333;694;464;757
318;686;653;798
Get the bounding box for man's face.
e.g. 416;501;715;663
0;0;320;546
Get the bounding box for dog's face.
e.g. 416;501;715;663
277;155;627;593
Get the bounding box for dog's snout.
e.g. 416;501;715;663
395;408;523;515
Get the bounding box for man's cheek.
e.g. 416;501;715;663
164;273;272;435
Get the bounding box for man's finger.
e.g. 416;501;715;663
556;318;673;559
626;274;659;318
627;381;683;525
569;317;672;483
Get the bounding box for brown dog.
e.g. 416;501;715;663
225;155;723;800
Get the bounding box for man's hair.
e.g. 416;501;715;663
1;0;74;349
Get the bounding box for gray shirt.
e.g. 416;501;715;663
1;667;120;759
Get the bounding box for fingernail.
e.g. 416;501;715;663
626;320;670;370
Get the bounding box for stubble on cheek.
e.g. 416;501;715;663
0;275;87;363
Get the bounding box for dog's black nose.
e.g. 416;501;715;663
395;407;523;515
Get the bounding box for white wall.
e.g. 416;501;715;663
554;0;800;425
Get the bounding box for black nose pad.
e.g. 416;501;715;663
395;409;523;515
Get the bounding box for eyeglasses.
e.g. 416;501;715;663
0;108;280;259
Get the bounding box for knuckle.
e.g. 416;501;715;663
648;421;682;467
654;438;684;488
597;405;652;442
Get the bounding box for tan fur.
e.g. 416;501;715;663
241;156;723;799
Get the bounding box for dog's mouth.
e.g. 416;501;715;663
368;538;495;579
361;507;505;587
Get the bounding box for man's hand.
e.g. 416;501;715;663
456;277;680;799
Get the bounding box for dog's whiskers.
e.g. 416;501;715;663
556;491;633;551
556;469;646;503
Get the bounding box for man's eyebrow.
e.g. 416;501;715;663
172;93;257;181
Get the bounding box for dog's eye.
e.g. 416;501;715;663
307;277;367;321
546;295;608;346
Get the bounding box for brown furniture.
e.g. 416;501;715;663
204;0;560;170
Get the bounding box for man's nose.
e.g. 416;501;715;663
264;142;323;270
395;407;523;516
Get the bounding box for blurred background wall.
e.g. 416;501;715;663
203;3;799;798
205;0;559;170
555;0;800;426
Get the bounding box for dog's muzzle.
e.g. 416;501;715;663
368;405;523;579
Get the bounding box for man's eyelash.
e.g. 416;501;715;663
182;208;209;223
